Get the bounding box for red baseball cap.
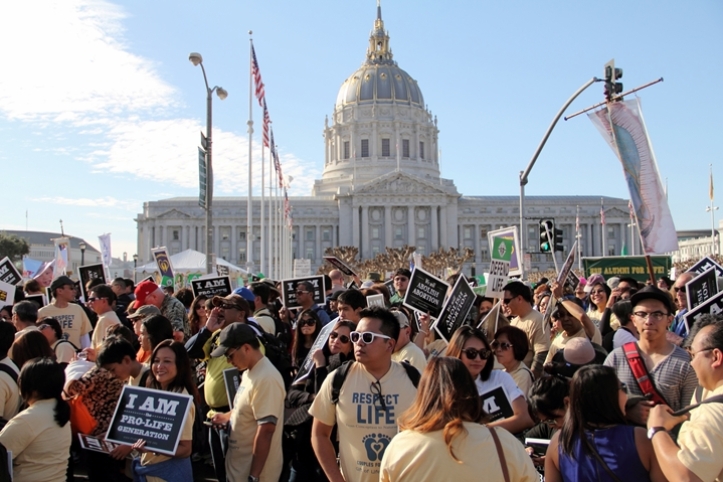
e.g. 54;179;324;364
134;280;159;306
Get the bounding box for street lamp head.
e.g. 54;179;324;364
189;52;203;66
79;241;86;251
216;87;228;100
133;254;138;262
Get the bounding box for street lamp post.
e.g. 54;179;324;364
133;254;138;284
189;52;228;275
79;241;86;266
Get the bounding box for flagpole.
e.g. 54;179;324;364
600;198;606;257
708;163;719;256
261;142;266;276
247;34;255;276
576;205;582;271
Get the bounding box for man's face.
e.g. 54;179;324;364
145;289;164;308
353;317;394;365
102;356;133;381
557;305;581;334
631;299;673;342
111;282;124;297
690;325;719;389
295;285;313;307
87;293;110;315
672;274;693;310
337;302;361;323
393;275;409;294
503;290;523;316
55;284;76;303
225;344;252;371
218;301;244;325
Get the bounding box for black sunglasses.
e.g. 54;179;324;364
299;319;316;327
329;331;350;344
462;348;491;360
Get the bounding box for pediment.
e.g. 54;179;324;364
157;209;191;219
354;171;452;196
605;207;629;218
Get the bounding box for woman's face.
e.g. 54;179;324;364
493;334;515;366
299;316;317;336
539;296;550;315
460;337;487;380
195;302;208;321
39;325;56;344
152;347;177;389
551;317;562;334
139;324;151;352
36;268;54;288
328;325;352;355
589;284;608;307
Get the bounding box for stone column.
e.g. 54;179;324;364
407;207;415;246
440;205;448;247
231;225;237;264
430;206;438;250
352;205;360;251
385;205;392;247
315;225;321;262
361;206;369;258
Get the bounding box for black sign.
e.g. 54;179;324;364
78;434;122;454
77;264;107;301
223;368;241;409
293;319;336;384
556;241;577;285
434;274;476;341
24;294;46;308
566;270;580;290
191;276;232;299
281;275;326;310
479;386;514;422
385;279;397;299
105;386;194;456
323;256;356;277
0;257;21;286
684;290;723;334
402;267;449;319
687;256;723;278
686;268;718;311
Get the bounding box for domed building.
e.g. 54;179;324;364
135;4;634;277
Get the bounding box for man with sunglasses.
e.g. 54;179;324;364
87;284;121;350
309;306;418;482
669;272;694;340
293;281;331;327
503;281;549;379
38;275;93;349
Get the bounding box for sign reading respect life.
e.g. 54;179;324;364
106;386;193;456
486;237;514;298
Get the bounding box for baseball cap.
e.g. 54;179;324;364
210;323;258;357
127;305;161;320
392;310;409;328
50;276;75;293
630;285;675;314
233;287;256;303
329;290;345;301
584;274;605;293
563;337;596;365
134;280;158;306
212;294;249;311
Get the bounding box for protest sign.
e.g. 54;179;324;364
293;320;336;383
366;294;385;308
486;237;514;298
686;268;718;311
684;290;723;334
323;256;356;277
77;264;107;301
78;434;122;454
22;256;44;279
293;259;311;278
281;275;326;310
106;385;193;456
191;276;232;299
0;281;15;309
385;279;397;299
556;241;577;285
687;256;723;278
0;257;21;286
433;274;476;342
24;294;47;308
566;270;580;290
152;247;174;282
487;226;521;277
223;368;241;409
477;301;502;333
583;256;671;283
479;386;514;422
216;265;229;276
403;267;449;319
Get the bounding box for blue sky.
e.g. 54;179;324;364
1;0;721;259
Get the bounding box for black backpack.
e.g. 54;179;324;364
330;360;420;404
246;319;295;389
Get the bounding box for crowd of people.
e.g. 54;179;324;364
0;265;722;482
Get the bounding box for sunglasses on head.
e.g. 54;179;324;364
300;319;316;327
350;331;392;344
329;331;350;344
220;303;239;310
461;348;491;360
491;341;513;351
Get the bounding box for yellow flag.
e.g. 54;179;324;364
711;169;715;201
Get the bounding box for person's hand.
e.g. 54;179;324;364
312;349;326;367
205;307;223;332
131;439;149;453
607;288;622;307
81;347;97;363
418;313;431;332
551;281;563;300
626;399;655;425
211;412;231;426
648;404;689;431
109;444;134;460
173;330;184;342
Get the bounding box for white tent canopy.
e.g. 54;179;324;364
136;249;247;275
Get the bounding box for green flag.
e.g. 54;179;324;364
620;242;628;256
492;237;514;262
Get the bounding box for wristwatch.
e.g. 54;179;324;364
647;426;666;440
248;476;260;482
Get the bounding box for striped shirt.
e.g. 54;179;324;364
604;343;698;411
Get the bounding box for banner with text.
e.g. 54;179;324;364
281;275;326;310
403;267;449;319
487;226;521;277
433;274;476;342
0;257;21;286
583;255;671;283
687;256;723;278
486;236;514;298
191;276;232;299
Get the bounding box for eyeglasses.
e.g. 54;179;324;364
299;319;316;327
620;382;628;394
224;348;238;361
502;298;514;304
673;286;686;293
350;331;392;344
37;324;51;330
461;348;491;360
543;412;566;427
329;331;350;344
633;311;670;321
220;303;239;310
491;341;513;351
295;290;310;295
692;347;716;359
370;380;387;412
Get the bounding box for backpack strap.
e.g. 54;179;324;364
399;361;421;388
0;364;18;385
331;360;354;405
54;339;80;354
623;342;668;405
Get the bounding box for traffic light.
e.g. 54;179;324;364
604;59;623;101
554;228;564;252
539;219;554;253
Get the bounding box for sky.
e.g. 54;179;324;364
1;0;721;260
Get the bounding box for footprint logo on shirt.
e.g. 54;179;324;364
362;433;391;461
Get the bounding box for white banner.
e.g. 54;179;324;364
98;233;112;268
52;237;70;278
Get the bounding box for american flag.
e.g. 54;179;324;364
269;129;284;188
628;199;635;222
600;202;606;225
262;99;271;148
575;212;580;234
251;44;265;107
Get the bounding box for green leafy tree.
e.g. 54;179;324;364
0;233;30;262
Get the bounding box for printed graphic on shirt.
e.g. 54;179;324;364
361;433;392;461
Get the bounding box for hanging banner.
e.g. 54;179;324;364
588;98;678;254
53;237;71;278
583;256;671;283
152;247;174;281
98;234;112;268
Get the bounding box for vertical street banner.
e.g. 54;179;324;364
487;226;521;277
198;146;207;209
281;275;326;310
486;236;514;298
152;247;174;287
53;237;71;278
687;256;723;278
191;276;232;298
0;257;21;286
433;273;477;341
402;267;449;319
98;234;112;268
685;268;718;310
77;264;107;301
588;98;678;254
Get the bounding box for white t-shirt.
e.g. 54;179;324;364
91;310;121;350
475;370;524;422
308;361;418;482
38;303;92;348
613;327;638;350
391;342;427;375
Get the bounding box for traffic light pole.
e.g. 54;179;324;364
544;224;561;273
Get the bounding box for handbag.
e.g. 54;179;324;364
68;395;97;436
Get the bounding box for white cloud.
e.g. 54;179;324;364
30;196;139;211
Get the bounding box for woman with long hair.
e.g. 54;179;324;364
188;295;209;336
380;357;537;481
586;282;611;329
139;315;174;364
447;326;534;434
291;309;322;369
545;365;664;482
10;330;54;369
131;340;198;482
493;325;535;396
0;357;71;482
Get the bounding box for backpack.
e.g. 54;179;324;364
246;319;295;389
0;365;18;385
54;339;80;355
330;360;421;405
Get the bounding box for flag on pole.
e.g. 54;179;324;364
251;44;265;107
710;167;715;201
575;211;580;234
262;99;271;148
600;202;606;226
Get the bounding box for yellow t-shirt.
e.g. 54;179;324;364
379;422;538;482
140;388;195;482
308;361;418;482
676;384;723;481
0;398;71;482
391;342;427;375
38;303;92;348
226;356;286;482
51;340;76;365
511;309;549;368
0;357;20;420
91;310;121;350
